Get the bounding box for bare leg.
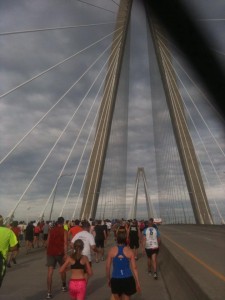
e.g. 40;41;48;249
6;252;12;267
99;247;104;260
60;270;66;287
151;253;157;273
133;247;138;259
147;256;151;273
95;248;99;262
47;266;54;294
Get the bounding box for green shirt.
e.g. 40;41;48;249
0;226;18;259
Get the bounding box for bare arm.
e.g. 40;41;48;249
91;244;98;253
142;235;146;253
46;229;51;249
84;256;93;277
158;236;161;246
129;249;141;293
59;256;71;273
64;230;68;256
104;230;107;240
138;227;142;245
106;248;114;286
9;245;17;252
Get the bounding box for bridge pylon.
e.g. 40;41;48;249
79;0;133;220
129;167;155;220
144;1;213;224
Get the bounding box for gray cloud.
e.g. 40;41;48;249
0;0;225;223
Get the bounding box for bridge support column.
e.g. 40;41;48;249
79;0;133;220
129;167;155;220
144;2;213;224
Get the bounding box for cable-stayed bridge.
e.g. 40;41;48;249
0;0;225;225
1;2;225;299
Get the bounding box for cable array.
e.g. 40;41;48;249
1;0;224;223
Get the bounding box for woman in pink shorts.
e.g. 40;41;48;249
60;239;92;300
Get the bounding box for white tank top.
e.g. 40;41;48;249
145;227;159;249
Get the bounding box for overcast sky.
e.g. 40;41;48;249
0;0;225;222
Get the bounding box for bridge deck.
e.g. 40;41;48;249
1;232;169;300
1;225;225;300
159;225;225;300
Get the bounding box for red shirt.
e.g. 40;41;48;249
47;225;66;256
68;225;83;238
34;226;41;234
12;227;20;241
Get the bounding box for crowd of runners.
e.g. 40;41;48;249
0;215;161;300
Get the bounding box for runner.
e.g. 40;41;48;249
45;216;68;299
0;215;17;287
142;218;161;279
106;231;141;299
71;220;97;281
60;239;92;300
127;219;141;260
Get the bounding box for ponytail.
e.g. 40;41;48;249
71;239;84;261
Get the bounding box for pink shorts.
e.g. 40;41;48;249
69;278;87;300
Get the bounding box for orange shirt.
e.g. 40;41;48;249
68;225;83;238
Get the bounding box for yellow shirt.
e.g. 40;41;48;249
64;224;69;231
0;226;18;259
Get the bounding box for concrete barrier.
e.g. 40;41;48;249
159;244;211;300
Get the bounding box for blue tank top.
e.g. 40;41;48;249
112;246;133;278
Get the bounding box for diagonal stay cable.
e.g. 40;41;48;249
160;48;212;223
158;37;225;159
59;41;121;216
0;25;122;100
0;27;123;166
72;58;118;218
0;22;120;36
73;56;118;219
6;36;121;221
156;27;225;57
159;41;225;190
181;96;225;223
198;18;225;22
156;29;225;122
76;0;116;14
88;68;116;217
72;50;118;219
157;37;203;220
39;34;122;219
175;79;225;223
48;37;122;218
111;0;120;7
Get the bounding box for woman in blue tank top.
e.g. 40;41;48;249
106;231;141;299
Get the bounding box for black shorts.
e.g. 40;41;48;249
95;239;104;248
129;239;139;249
111;276;136;296
145;248;159;257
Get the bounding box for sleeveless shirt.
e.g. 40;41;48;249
129;224;138;241
47;226;65;256
70;257;85;270
112;246;133;278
